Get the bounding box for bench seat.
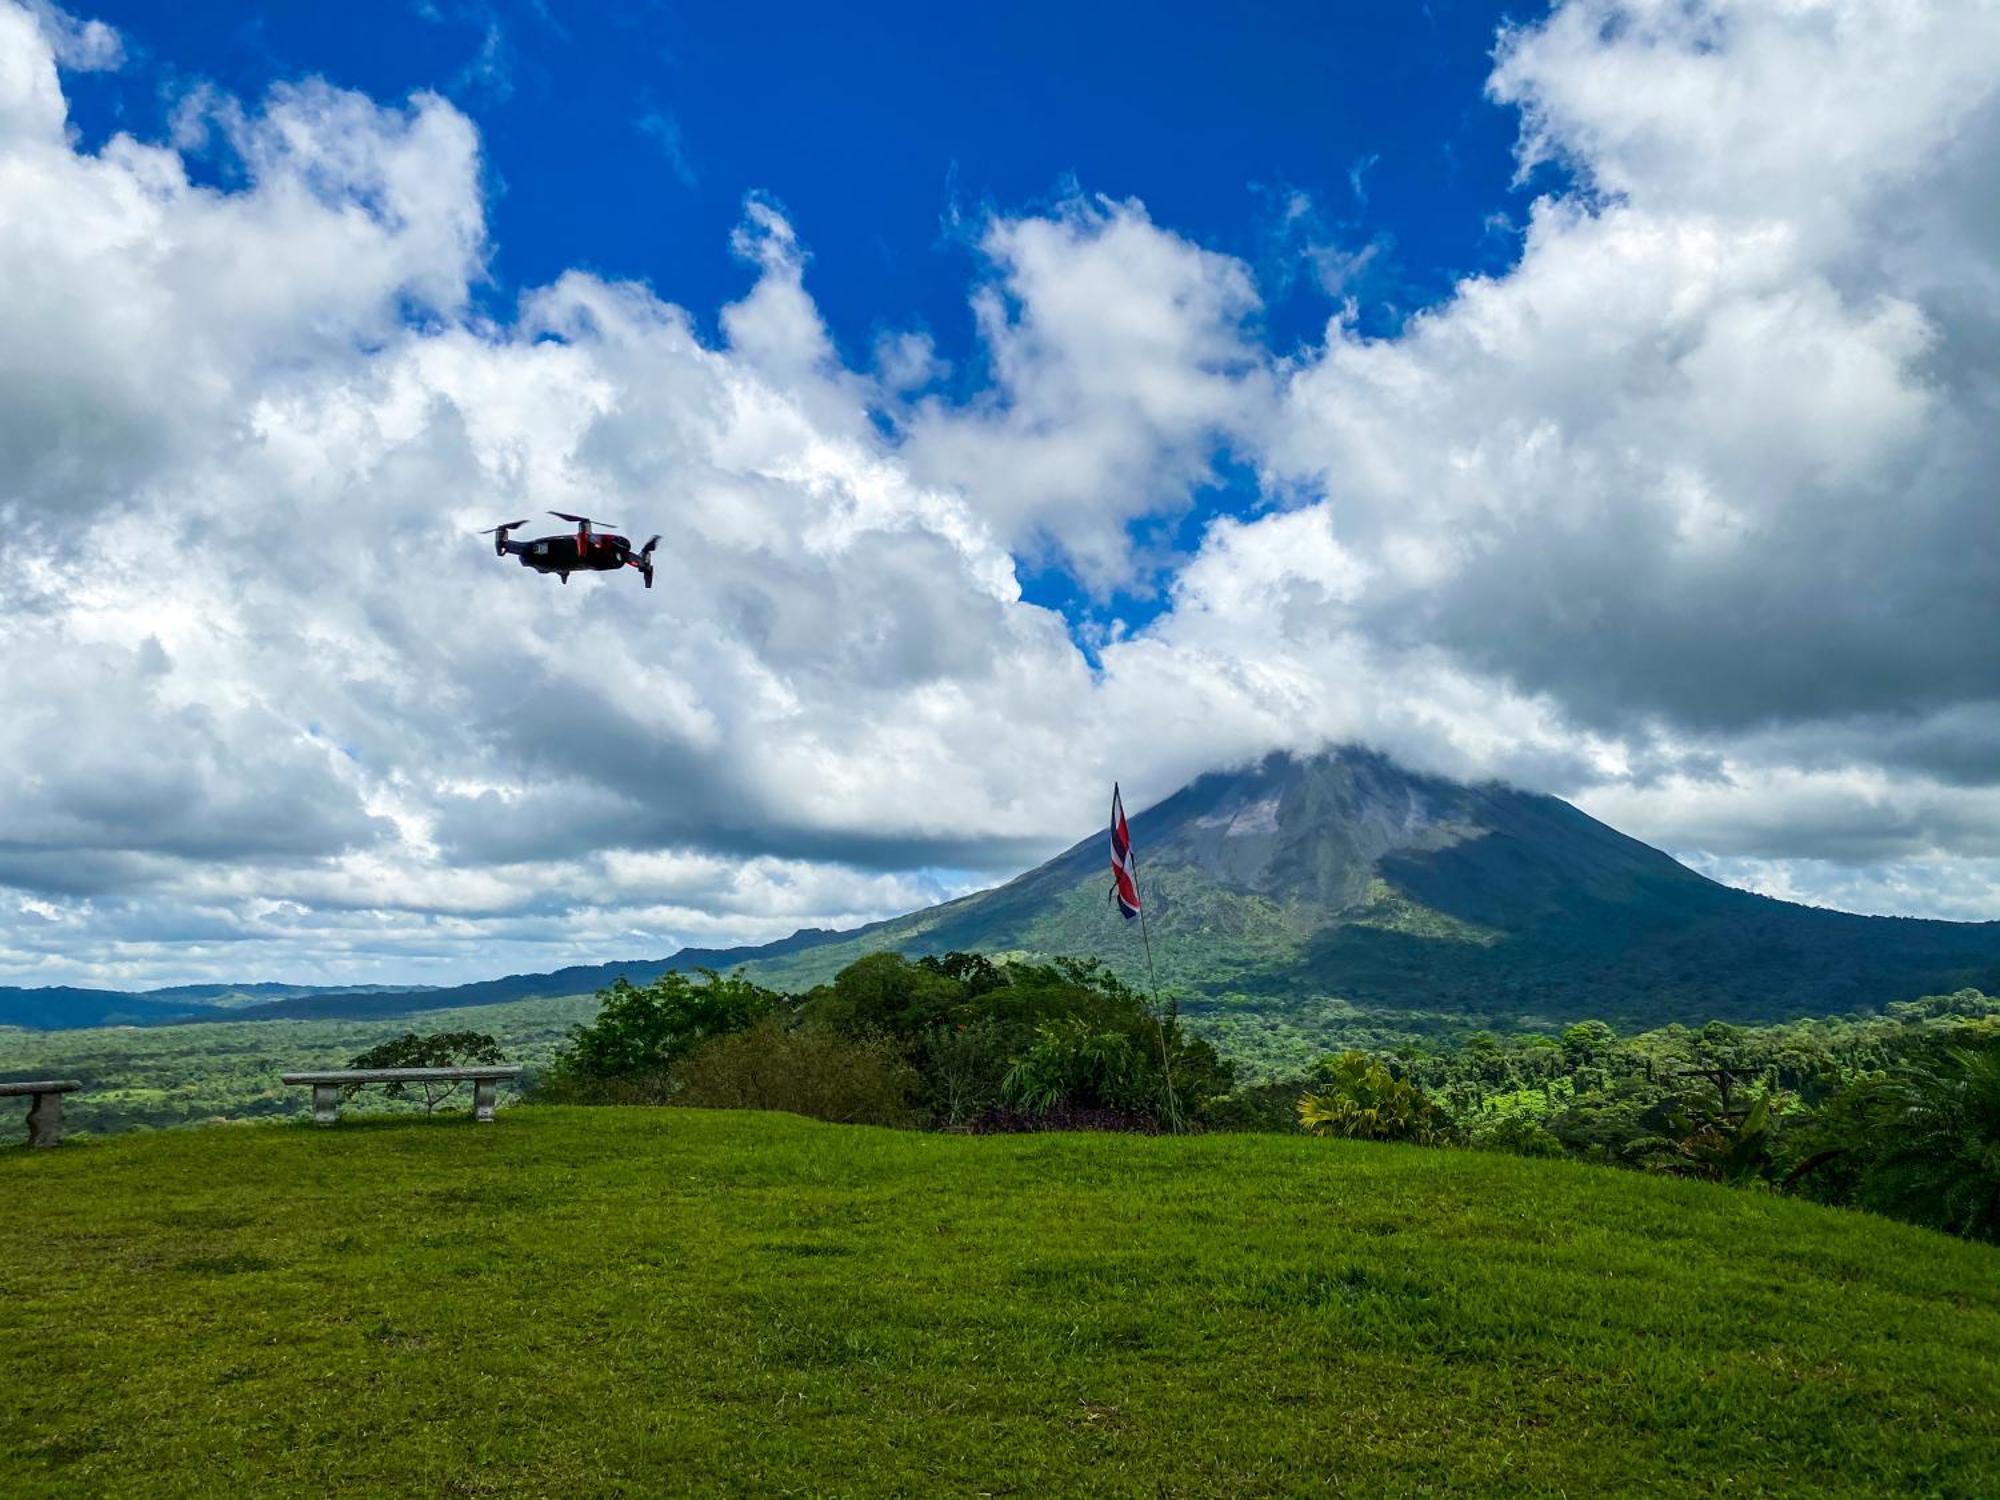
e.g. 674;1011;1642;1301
1;1080;82;1147
280;1066;522;1125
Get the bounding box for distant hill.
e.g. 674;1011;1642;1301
0;930;854;1031
0;981;441;1030
10;748;1998;1035
197;928;852;1026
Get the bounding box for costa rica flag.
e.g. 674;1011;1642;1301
1109;783;1141;920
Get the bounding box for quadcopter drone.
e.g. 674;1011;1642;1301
478;512;659;587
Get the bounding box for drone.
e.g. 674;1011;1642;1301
478;512;659;588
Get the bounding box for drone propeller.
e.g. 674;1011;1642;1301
477;520;530;534
549;511;618;529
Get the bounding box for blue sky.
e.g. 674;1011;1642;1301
71;0;1530;348
4;0;1998;985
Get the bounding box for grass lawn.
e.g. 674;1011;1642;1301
4;1108;1998;1497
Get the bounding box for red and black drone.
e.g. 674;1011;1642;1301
478;512;659;587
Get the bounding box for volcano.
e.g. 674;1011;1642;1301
736;748;2000;1034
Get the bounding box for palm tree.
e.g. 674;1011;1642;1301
1862;1044;2000;1242
1297;1052;1453;1146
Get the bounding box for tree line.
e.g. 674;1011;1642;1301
1236;988;2000;1243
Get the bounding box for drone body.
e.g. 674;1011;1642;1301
480;513;659;587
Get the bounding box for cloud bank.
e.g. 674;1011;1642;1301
1;0;1996;985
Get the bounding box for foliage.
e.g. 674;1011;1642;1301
917;1018;1014;1128
538;970;780;1102
1649;1091;1777;1186
340;1030;504;1113
5;1110;1999;1496
1297;1051;1453;1144
1270;988;2000;1243
670;1020;921;1127
798;952;1235;1131
1002;1018;1142;1115
1843;1044;2000;1241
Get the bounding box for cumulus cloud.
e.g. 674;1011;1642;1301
902;196;1269;589
0;0;1997;986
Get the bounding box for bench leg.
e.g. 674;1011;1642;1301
311;1083;341;1127
25;1090;64;1148
472;1078;498;1124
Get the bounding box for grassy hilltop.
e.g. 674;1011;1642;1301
5;1109;1998;1497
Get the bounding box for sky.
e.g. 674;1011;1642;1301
0;0;1996;989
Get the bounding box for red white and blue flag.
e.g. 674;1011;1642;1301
1109;783;1141;921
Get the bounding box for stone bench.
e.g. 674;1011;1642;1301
281;1067;523;1126
1;1080;82;1148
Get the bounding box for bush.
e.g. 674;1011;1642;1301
1298;1051;1454;1145
539;970;779;1103
799;952;1235;1131
919;1019;1013;1128
671;1020;921;1127
1003;1017;1143;1115
1463;1111;1566;1158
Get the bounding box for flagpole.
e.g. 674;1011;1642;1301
1117;784;1185;1134
1135;883;1184;1134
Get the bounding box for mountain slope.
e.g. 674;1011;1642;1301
738;749;2000;1030
0;982;442;1030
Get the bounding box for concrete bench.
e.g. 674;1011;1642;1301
1;1080;82;1148
281;1067;522;1126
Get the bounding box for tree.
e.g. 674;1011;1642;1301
542;970;779;1102
1002;1018;1142;1115
1298;1052;1453;1145
807;953;964;1040
343;1031;504;1114
1859;1044;2000;1242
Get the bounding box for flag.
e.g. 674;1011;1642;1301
1109;783;1141;920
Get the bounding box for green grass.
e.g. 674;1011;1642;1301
5;1110;1998;1496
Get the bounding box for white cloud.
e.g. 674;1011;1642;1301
0;0;1997;987
902;195;1269;589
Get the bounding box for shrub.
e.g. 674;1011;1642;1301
1463;1111;1566;1158
540;970;779;1103
919;1019;1013;1128
671;1020;921;1127
1003;1017;1142;1115
1298;1051;1453;1145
